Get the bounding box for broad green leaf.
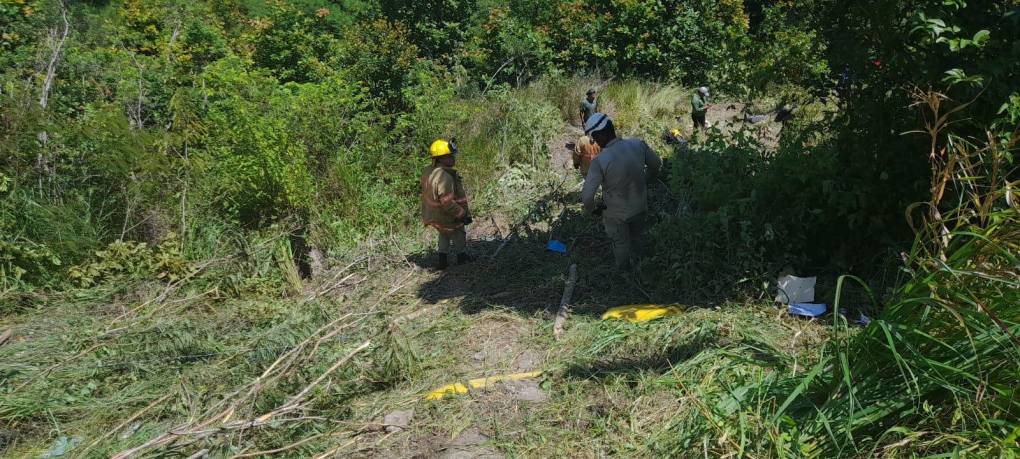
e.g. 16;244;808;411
972;29;990;46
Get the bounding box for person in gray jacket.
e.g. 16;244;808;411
581;112;663;270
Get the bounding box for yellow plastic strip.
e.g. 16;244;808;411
424;382;469;401
425;371;543;400
601;304;687;323
467;371;543;390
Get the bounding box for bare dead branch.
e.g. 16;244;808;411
39;1;70;109
554;264;577;340
111;340;372;459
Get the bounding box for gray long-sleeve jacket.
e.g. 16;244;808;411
581;138;662;220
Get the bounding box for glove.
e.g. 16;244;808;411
461;215;473;225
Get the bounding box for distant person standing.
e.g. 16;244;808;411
691;86;710;130
581;113;662;271
580;89;598;125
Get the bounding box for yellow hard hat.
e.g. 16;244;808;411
429;139;457;157
670;128;682;137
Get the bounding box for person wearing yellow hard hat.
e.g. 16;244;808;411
421;138;473;270
662;125;689;153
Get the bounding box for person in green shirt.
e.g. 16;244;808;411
691;86;709;130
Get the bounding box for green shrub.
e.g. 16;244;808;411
463;5;555;89
772;125;1020;455
248;1;339;83
379;0;475;59
0;173;61;291
0;182;107;289
648;130;776;298
196;58;316;226
0;0;52;69
331;19;420;112
0;240;61;292
67;236;189;288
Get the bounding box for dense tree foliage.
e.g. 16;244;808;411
1;0;847;286
1;0;1016;293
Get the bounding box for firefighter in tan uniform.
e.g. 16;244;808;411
421;139;474;270
572;134;601;178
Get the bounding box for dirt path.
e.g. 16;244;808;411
357;125;597;458
548;124;584;173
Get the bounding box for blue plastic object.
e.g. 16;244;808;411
789;303;827;317
546;239;567;253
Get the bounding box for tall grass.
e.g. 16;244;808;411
770;92;1020;456
524;75;689;138
602;81;686;135
522;74;603;124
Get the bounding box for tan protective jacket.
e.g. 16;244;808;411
421;165;470;234
573;135;602;177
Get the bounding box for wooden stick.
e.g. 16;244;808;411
38;1;70;109
489;215;504;239
491;175;570;260
554;264;578;340
12;343;101;393
262;340;372;419
311;436;360;459
490;227;516;259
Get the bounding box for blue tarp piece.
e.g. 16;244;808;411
789;303;827;317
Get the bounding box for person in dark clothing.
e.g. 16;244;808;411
691;86;709;130
580;89;598;124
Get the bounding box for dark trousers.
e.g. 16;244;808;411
692;112;707;129
603;212;647;270
438;227;466;257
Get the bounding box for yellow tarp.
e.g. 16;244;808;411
601;304;686;323
425;371;543;400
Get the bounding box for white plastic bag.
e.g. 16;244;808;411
775;275;816;304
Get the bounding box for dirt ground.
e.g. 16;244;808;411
707;101;785;146
549;124;584;173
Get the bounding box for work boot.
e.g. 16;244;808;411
435;254;449;270
456;253;475;265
